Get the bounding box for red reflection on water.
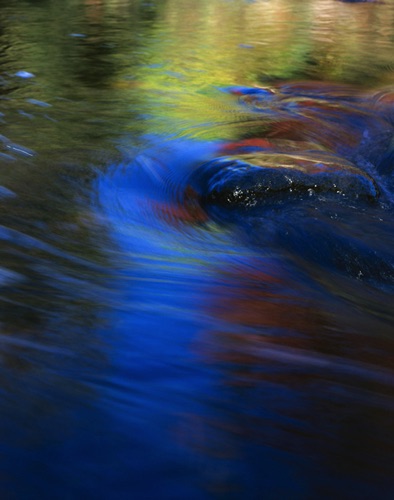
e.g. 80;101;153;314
183;256;394;492
168;81;394;495
152;185;209;226
219;138;274;154
237;82;391;159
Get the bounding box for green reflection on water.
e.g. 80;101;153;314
1;0;393;147
0;2;393;497
1;0;393;319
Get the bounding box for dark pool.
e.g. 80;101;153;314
1;0;393;498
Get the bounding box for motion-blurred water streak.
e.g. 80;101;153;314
0;0;393;498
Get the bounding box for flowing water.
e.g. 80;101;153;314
0;0;394;498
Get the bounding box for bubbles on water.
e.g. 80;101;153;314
0;266;23;287
0;152;16;162
18;110;35;119
25;99;52;108
0;134;36;158
0;186;17;199
14;70;35;79
5;143;35;158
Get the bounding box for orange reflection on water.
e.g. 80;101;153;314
174;255;394;494
195;257;330;381
210;266;322;335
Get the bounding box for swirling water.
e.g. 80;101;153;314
0;0;394;498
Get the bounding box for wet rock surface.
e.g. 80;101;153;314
187;83;394;289
190;83;394;213
191;151;379;208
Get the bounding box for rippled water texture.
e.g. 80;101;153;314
1;0;394;498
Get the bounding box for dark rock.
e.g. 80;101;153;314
190;151;379;209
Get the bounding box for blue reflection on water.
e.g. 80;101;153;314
1;0;394;497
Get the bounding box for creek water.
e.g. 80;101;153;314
0;0;394;498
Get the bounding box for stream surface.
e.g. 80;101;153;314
1;0;394;498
